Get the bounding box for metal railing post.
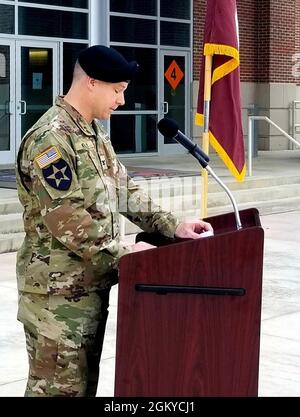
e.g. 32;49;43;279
292;101;295;148
291;100;300;149
248;116;253;177
266;117;300;148
247;115;300;177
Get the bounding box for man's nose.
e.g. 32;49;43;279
117;92;125;106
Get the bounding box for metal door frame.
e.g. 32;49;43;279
158;49;191;155
15;39;60;153
0;39;15;166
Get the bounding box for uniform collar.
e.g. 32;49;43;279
55;96;95;137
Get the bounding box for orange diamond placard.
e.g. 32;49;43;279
164;60;184;90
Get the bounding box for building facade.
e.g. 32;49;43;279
0;0;299;167
193;0;300;152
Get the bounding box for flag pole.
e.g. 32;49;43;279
201;54;212;218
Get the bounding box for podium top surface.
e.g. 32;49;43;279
205;207;261;234
135;208;263;247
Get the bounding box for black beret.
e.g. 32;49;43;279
78;45;139;83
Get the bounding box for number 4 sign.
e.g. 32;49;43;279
164;60;184;90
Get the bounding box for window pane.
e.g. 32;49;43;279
110;17;156;44
20;0;88;8
113;47;156;111
20;47;53;138
19;7;88;39
160;0;190;19
0;5;14;34
63;43;88;94
0;45;10;151
110;0;156;16
161;21;190;47
163;56;185;144
111;114;157;153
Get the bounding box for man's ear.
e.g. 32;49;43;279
87;76;96;91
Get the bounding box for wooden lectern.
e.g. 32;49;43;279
114;208;264;397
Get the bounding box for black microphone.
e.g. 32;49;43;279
157;117;210;165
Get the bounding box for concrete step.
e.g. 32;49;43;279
136;173;300;193
1;173;300;253
0;213;23;234
140;182;300;214
1;178;299;220
207;174;300;193
122;194;300;235
3;193;299;252
0;198;23;215
1;174;300;215
0;232;25;254
207;183;300;208
207;195;300;217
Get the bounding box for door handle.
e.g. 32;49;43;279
162;101;169;115
19;100;27;115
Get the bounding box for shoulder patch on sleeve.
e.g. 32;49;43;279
42;159;72;191
35;146;62;169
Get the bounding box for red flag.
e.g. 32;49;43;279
195;0;245;181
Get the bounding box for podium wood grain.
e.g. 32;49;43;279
115;208;264;396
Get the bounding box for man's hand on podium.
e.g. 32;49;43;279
130;241;157;252
175;220;213;239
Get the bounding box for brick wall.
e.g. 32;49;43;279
255;0;269;82
238;0;259;82
193;0;298;84
295;0;300;85
269;1;296;83
193;0;206;81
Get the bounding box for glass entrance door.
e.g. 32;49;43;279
16;41;59;152
0;40;59;166
159;50;190;154
0;40;15;165
0;39;59;168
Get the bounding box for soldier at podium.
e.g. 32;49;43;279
15;45;213;397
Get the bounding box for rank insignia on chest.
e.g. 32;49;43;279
42;159;72;190
100;155;108;170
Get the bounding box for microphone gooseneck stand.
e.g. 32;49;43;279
190;150;242;230
157;117;242;230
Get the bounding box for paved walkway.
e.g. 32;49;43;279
0;210;299;397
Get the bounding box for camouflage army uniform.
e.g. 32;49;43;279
16;96;179;396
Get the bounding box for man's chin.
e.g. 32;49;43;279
97;113;111;120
